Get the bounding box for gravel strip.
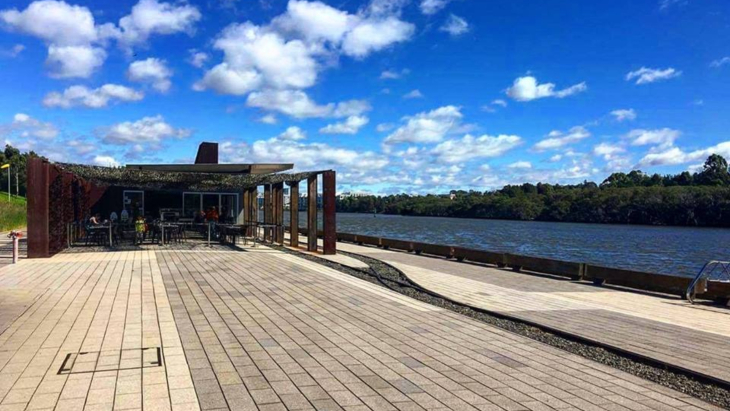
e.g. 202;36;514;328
271;244;730;409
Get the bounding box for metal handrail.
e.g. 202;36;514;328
685;260;730;303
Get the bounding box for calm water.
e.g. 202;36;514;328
287;212;730;277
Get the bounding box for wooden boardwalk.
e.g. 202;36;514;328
333;241;730;387
0;245;723;410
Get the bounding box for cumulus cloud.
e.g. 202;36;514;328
403;89;424;99
594;142;625;159
533;126;591;151
127;58;172;92
258;114;278;125
245;89;370;119
625;67;681;85
194;0;414;111
637;141;730;167
610;109;637;122
320;116;369;134
276;126;306;141
420;0;451;15
101;115;191;145
440;14;469;36
92;155;120;167
627;128;680;148
0;0;200;78
384;106;464;145
0;113;59;140
43;84;144;108
113;0;201;50
432;134;522;163
188;49;209;68
220;130;388;172
506;76;587;102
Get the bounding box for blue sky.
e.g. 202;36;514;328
0;0;729;194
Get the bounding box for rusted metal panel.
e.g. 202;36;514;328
195;142;219;164
379;238;413;252
336;232;356;243
307;175;318;252
27;158;49;258
289;182;299;247
322;171;336;255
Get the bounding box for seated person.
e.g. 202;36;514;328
193;210;205;224
89;213;102;226
110;211;118;222
206;206;219;223
120;208;129;222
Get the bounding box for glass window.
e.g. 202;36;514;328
220;194;236;223
183;193;201;218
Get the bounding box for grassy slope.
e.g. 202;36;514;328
0;195;26;232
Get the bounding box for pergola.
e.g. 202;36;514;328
26;142;336;258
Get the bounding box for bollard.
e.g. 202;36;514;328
7;230;22;264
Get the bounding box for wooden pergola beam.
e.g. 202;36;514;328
322;171;336;255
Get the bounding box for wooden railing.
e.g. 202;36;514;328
294;227;730;303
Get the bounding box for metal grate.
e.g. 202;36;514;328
58;347;162;375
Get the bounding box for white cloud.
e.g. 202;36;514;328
380;68;409;79
625;67;681;85
659;0;687;11
258;114;278;125
637;141;730;167
220;131;388;171
628;128;680;147
492;99;507;107
43;84;144;108
46;44;106;78
710;57;730;68
0;0;201;78
276;126;306;141
506;76;587;102
0;113;59;140
342;16;414;58
384;106;463;145
246;89;370;119
432;134;522;163
420;0;451;15
188;50;208;68
0;44;25;58
376;123;395;132
440;14;469;36
127;58;172;92
533;126;591;151
610;109;637;122
114;0;201;50
101;115;191;145
195;1;413;101
403;89;424;99
594;143;625;159
508;161;532;169
92;155;120;167
320;116;369;134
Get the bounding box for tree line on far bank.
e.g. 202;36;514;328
0;144;45;198
336;154;730;227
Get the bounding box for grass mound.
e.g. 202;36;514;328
0;195;26;232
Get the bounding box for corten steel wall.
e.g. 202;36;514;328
27;158;95;258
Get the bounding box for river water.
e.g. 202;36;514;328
288;212;730;277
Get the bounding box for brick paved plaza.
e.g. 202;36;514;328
0;246;724;410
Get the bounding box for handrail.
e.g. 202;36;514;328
685;261;730;303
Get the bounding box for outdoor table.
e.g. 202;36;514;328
159;223;178;245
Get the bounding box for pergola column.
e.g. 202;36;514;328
322;171;336;255
273;182;284;244
288;181;299;247
27;157;50;258
307;175;317;252
264;184;272;242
